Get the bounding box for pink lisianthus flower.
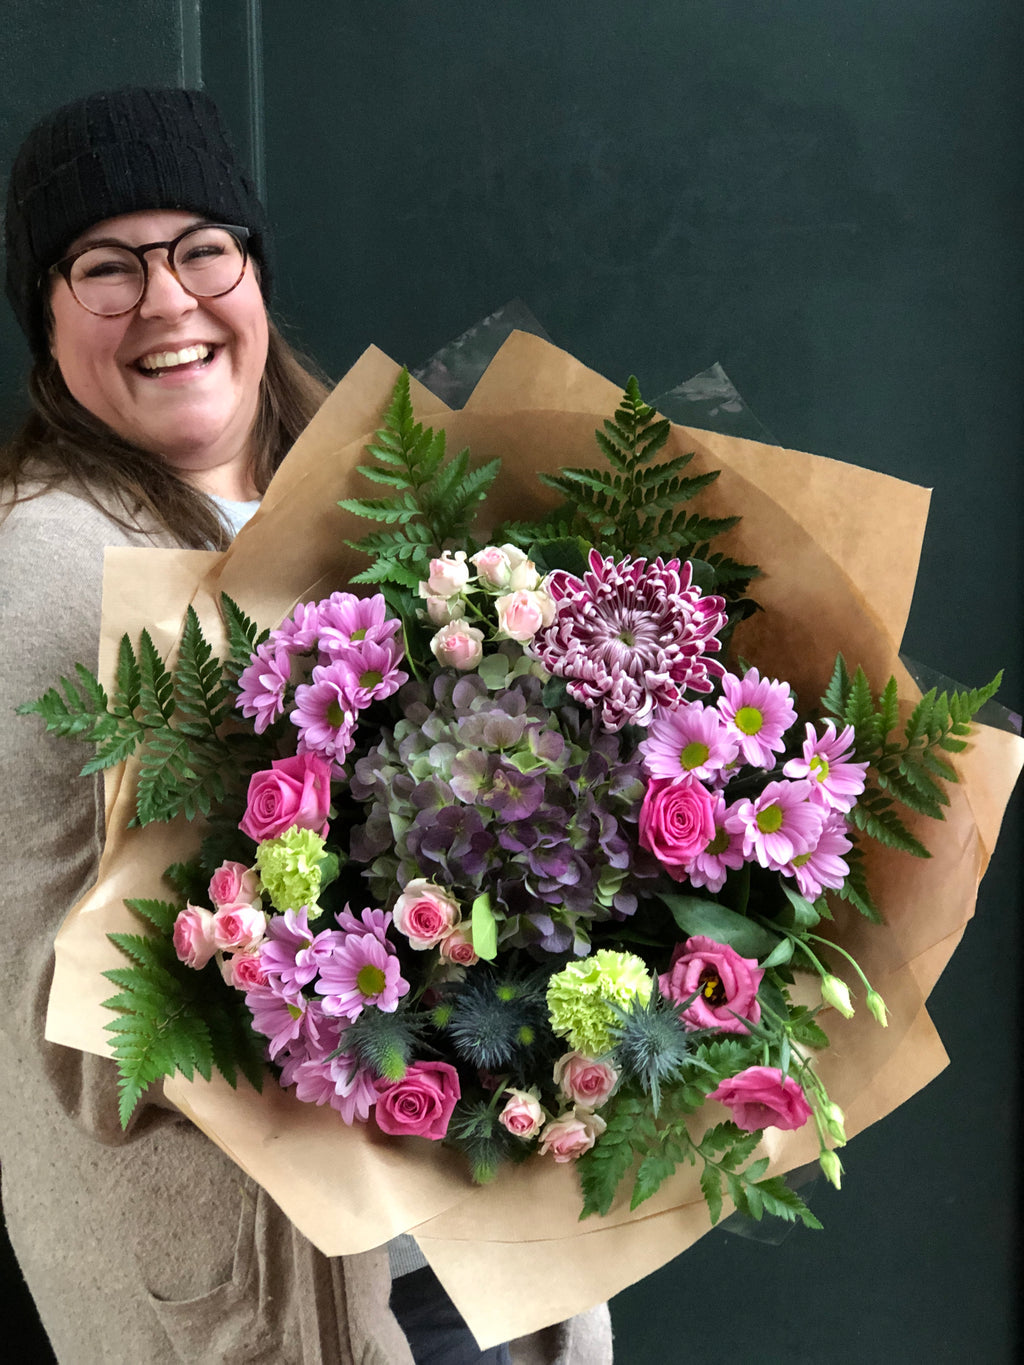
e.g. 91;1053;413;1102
638;775;717;879
708;1066;813;1133
639;700;741;784
729;778;826;871
553;1052;619;1109
658;935;764;1034
494;588;556;642
393;879;462;949
783;721;868;812
172;904;218;969
498;1088;546;1139
235;640;293;734
239;753;333;842
374;1061;461;1140
211;902;267;953
680;791;747;893
430;620;485;670
538;1107;608;1163
717;668;798;768
208;860;261;912
315;929;410;1020
290;663;359;763
781;810;853;899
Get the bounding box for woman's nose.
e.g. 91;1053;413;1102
136;256;199;319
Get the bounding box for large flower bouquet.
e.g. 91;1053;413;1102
27;336;1023;1344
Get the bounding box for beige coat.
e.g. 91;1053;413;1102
0;485;612;1364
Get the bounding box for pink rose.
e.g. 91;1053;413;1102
220;950;268;990
422;593;465;626
553;1052;619;1109
708;1066;813;1133
393;879;461;949
471;545;514;589
211;902;267;952
538;1107;608;1163
172;904;217;970
374;1061;461;1140
425;550;471;598
439;927;479;965
430;621;485;670
239;753;333;843
499;1088;545;1139
659;935;764;1034
209;860;261;911
494;588;556;642
638;775;717;878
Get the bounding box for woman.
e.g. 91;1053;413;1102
0;88;612;1365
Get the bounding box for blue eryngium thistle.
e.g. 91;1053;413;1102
609;991;696;1115
445;1099;526;1184
335;1005;424;1082
442;966;556;1073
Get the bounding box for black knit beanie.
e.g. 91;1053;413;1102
4;86;271;357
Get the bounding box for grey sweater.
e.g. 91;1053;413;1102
0;485;612;1364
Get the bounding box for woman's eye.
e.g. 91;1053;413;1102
82;258;134;279
181;245;226;264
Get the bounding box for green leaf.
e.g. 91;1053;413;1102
659;894;778;958
470;892;498;961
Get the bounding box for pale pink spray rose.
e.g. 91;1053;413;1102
638;775;717;879
421;593;466;626
430;621;485;671
471;544;515;589
494;588;557;642
211;902;267;953
208;860;261;911
220;950;268;991
538;1107;608;1163
425;550;472;598
393;879;462;949
658;935;764;1034
438;927;479;966
172;904;218;970
499;1088;546;1139
553;1052;619;1109
239;753;333;843
374;1061;461;1140
708;1066;812;1133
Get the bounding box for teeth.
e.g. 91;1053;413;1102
138;344;212;371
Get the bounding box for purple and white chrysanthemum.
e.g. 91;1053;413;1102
781;809;853;899
315;930;410;1019
236;640;292;734
783;721;868;813
717;668;798;768
317;592;402;657
639;701;741;784
291;662;359;761
728;778;826;871
321;637;408;710
681;791;747;892
528;551;727;731
258;908;343;999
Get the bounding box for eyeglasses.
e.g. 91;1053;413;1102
49;223;251;316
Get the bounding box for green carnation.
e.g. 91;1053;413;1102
255;828;327;911
546;950;653;1056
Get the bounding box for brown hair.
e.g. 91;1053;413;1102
0;318;330;549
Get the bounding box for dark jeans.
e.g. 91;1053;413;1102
389;1265;513;1364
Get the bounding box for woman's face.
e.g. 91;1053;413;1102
49;209;269;499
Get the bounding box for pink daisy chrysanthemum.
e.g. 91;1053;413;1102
291;662;359;761
258;908;343;1000
717;668;798;768
244;982;310;1059
335;905;393;945
236;640;293;734
728;778;826;871
279;1045;379;1124
682;791;747;893
639;701;741;784
528;551;727;731
783;721;868;813
271;600;324;655
322;637;408;710
315;931;410;1020
317;591;402;657
781;810;853;899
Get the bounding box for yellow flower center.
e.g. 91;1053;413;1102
681;740;710;770
756;803;784;834
809;754;830;782
326;700;346;728
360;669;384;690
734;705;764;736
357;964;387;997
705;826;730;855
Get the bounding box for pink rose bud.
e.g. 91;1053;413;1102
208;860;261;912
430;621;485;671
552;1052;619;1109
438;927;479;965
374;1061;461;1140
494;588;557;642
470;545;514;589
220;950;268;990
421;593;466;626
393;879;461;949
538;1107;608;1163
499;1088;545;1139
658;935;764;1034
505;546;540;591
638;774;717;878
211;902;267;952
425;550;471;598
172;904;218;970
239;753;333;843
708;1066;813;1133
